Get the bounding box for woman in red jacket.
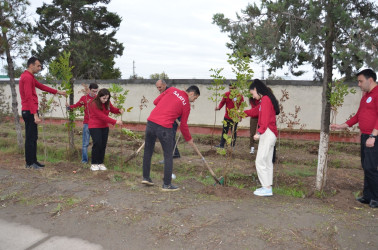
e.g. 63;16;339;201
88;89;123;171
244;79;280;196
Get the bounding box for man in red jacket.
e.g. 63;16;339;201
67;83;98;163
155;79;181;159
19;57;66;169
331;69;378;208
215;83;244;148
141;85;200;191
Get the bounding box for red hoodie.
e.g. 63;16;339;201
69;94;96;124
148;87;192;141
244;96;277;136
346;86;378;134
218;91;244;120
19;70;57;114
88;101;121;129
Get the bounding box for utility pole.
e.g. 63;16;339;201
261;64;265;80
132;60;136;78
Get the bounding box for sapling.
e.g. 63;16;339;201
328;79;356;125
109;83;133;163
208;68;226;145
47;51;76;159
209;51;253;185
38;91;58;162
138;95;149;123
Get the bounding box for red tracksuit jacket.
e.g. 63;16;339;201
19;70;57;114
149;87;192;141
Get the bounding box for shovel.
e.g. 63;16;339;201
191;142;224;185
125;142;145;163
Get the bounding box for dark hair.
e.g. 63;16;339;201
92;88;111;110
356;69;377;82
249;79;280;115
89;83;99;90
186;85;200;96
27;57;41;67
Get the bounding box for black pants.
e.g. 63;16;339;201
360;134;378;201
172;119;180;157
143;121;174;185
220;118;238;147
22;110;38;165
89;127;109;164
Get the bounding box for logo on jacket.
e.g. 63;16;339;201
366;97;372;103
173;91;186;105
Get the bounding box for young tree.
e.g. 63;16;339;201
0;0;33;151
213;0;378;190
34;0;124;151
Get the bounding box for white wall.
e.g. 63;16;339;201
0;79;361;130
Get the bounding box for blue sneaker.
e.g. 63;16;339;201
253;187;273;196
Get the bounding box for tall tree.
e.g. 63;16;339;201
34;0;124;151
0;0;33;151
213;0;378;190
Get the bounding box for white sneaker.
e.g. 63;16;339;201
98;164;107;171
253;187;273;196
90;164;100;171
250;147;255;154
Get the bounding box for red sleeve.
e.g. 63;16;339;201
69;96;85;109
257;97;272;135
90;103;117;125
153;92;166;106
179;104;192;141
109;102;121;114
22;74;37;114
244;105;260;118
35;79;58;94
374;93;378;130
345;109;359;127
217;95;226;109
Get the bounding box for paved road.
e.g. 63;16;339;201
0;219;103;250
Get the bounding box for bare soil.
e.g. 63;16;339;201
0;123;377;249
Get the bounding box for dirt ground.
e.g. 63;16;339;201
0;124;377;249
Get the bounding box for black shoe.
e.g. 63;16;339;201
35;161;45;167
141;178;154;186
369;199;378;208
356;197;370;204
25;163;42;169
161;184;180;192
214;145;224;148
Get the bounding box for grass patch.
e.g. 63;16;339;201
283;166;316;177
274;186;306;198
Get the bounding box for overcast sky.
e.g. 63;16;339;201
27;0;314;80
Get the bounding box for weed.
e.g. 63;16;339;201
352;190;361;199
113;174;124;182
274;186;306;198
284;166;316;177
52;203;62;215
315;189;337;199
0;192;20;201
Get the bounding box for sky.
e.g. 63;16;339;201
27;0;315;80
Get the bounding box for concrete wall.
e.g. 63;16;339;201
0;79;361;130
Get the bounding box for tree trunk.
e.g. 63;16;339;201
316;11;334;191
69;77;75;152
3;31;23;151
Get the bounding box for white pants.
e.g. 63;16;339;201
255;128;277;187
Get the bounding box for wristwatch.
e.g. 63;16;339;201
369;134;376;138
